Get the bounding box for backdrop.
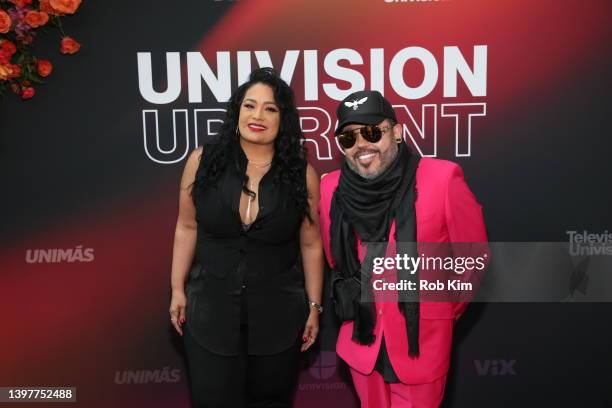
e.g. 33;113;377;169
1;0;612;407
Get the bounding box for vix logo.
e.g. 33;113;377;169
474;359;516;376
344;97;368;110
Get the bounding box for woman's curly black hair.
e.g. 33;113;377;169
192;67;310;222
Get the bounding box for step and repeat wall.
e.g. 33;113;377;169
1;0;612;407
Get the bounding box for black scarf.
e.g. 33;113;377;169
330;141;421;357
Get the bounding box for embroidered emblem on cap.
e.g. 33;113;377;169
344;97;368;111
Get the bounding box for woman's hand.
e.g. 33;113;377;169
301;308;320;352
169;289;187;336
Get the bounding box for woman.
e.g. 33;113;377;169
169;67;324;407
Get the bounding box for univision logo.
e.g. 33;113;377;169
298;352;348;393
309;351;337;380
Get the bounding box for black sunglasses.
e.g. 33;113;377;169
336;124;394;149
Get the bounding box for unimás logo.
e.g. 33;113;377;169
474;359;516;376
114;367;181;385
25;246;94;264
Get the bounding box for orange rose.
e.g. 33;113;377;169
21;86;35;100
25;11;50;28
0;64;20;80
60;36;81;54
39;0;57;14
37;59;53;77
7;63;21;79
0;10;12;34
8;0;33;8
0;40;17;64
0;65;10;81
1;40;17;57
49;0;81;14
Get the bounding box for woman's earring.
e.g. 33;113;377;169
236;127;240;138
395;138;402;143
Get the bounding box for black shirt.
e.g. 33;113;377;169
186;144;309;356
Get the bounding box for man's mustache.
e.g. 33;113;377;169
353;148;379;160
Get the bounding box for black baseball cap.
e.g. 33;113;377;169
334;90;397;135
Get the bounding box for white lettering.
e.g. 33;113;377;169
187;52;231;103
137;52;181;104
389;47;438;99
322;48;365;100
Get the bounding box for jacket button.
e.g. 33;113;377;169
378;309;383;315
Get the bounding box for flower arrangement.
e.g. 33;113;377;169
0;0;82;100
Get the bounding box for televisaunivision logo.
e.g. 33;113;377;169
567;230;612;256
25;246;94;263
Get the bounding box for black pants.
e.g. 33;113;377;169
183;323;302;408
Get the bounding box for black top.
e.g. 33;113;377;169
186;144;309;356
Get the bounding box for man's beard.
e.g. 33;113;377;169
346;142;399;180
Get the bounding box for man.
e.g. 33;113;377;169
318;90;487;407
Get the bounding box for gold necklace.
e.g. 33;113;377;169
247;159;272;168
